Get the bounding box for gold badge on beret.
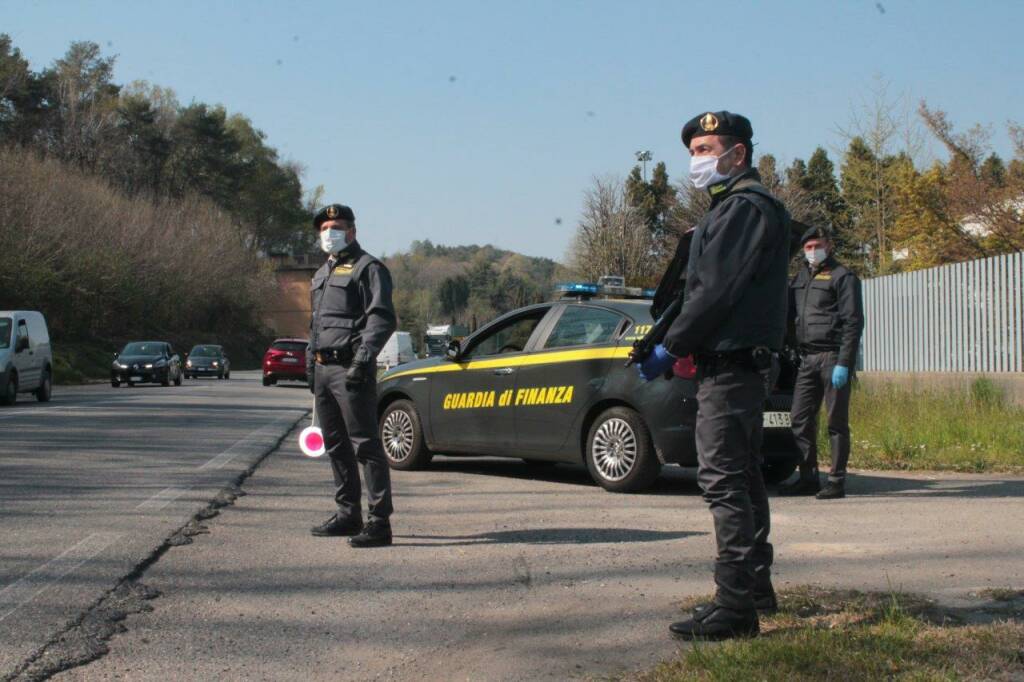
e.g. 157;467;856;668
700;113;719;132
326;205;339;219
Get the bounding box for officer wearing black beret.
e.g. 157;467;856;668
638;111;790;640
307;203;398;547
780;226;863;499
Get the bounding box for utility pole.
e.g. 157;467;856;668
635;150;652;182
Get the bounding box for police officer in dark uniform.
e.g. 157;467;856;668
307;203;398;547
780;226;864;500
638;111;791;640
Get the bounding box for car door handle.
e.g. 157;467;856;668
492;367;514;376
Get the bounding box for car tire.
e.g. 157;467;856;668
380;399;432;470
35;369;52;402
262;376;274;387
585;406;660;493
225;371;230;380
174;371;182;386
762;457;799;485
111;379;120;388
1;372;16;405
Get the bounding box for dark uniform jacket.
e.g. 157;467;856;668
662;169;791;358
307;241;397;373
788;256;864;368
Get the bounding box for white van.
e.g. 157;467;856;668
377;331;415;370
0;310;53;405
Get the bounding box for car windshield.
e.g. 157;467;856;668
189;346;221;357
121;342;163;356
272;341;307;353
0;318;10;350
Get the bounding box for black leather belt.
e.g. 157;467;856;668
695;347;773;373
315;348;353;365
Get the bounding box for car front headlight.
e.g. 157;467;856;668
145;363;154;369
186;360;192;368
211;361;219;367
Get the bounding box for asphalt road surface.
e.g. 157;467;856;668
3;376;1023;680
0;372;309;680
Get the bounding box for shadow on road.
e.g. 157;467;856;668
425;457;703;495
396;527;704;547
845;472;1024;499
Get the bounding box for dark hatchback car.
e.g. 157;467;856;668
376;297;799;493
111;341;183;387
262;338;309;386
185;344;231;380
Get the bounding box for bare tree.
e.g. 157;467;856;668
567;175;662;286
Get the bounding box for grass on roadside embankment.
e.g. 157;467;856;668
835;378;1024;473
636;587;1024;682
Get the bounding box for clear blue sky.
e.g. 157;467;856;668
4;0;1021;260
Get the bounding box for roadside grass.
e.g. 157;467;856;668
53;341;115;384
635;587;1024;682
831;378;1024;473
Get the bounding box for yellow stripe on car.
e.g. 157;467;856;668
381;346;633;382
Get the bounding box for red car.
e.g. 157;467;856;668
262;338;310;386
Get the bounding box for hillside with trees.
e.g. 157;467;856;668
0;35;310;372
384;241;564;349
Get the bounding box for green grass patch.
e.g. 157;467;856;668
828;379;1024;473
636;587;1024;682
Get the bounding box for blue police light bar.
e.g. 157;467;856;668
556;282;599;294
641;288;657;298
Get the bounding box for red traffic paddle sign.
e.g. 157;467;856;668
299;425;325;457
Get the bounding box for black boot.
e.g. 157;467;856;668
670;605;759;641
310;514;363;537
816;480;846;499
349;519;392;548
777;471;820;496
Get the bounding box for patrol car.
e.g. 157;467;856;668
376;285;800;493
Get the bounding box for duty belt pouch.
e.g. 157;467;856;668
751;346;772;371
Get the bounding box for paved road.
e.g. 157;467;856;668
37;424;1024;681
0;372;309;679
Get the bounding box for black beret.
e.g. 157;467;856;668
313;203;355;229
800;225;833;245
681;111;754;147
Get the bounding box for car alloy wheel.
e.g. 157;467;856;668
379;399;432;470
585;406;660;493
592;418;638;482
382;409;415;464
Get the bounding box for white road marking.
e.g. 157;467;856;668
136;487;191;511
198;413;302;470
0;533;122;622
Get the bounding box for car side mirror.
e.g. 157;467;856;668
445;340;462;362
16;336;29;353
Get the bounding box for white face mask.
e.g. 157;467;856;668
805;248;827;267
319;228;347;254
689;145;739;189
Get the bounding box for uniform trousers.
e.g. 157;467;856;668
314;362;393;522
789;350;852;483
695;364;773;611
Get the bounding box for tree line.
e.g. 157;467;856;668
569;85;1024;283
1;35;311;358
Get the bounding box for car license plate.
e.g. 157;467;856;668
763;411;791;428
130;376;142;382
282;357;299;364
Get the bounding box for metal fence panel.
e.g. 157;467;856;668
861;252;1024;373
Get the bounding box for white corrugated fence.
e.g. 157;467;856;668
862;252;1024;372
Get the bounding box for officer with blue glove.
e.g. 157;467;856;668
637;344;675;381
780;226;864;500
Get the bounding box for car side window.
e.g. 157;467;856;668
543;306;623;349
463;311;547;359
16;320;29;344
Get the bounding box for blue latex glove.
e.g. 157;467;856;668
637;344;676;381
831;365;849;389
